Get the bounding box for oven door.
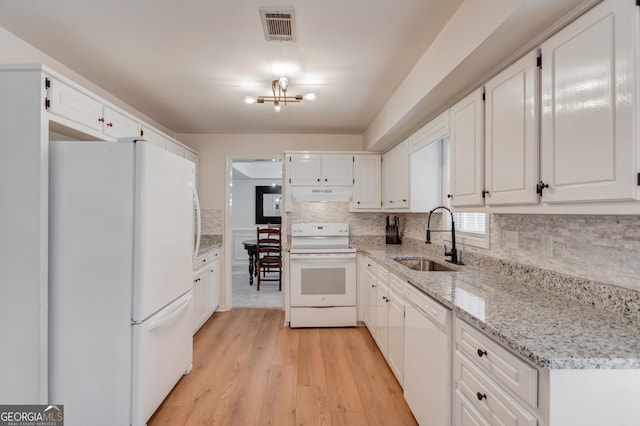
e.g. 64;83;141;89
289;252;357;307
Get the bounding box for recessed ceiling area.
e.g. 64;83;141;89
0;0;591;146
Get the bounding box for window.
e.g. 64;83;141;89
454;212;486;235
444;212;490;249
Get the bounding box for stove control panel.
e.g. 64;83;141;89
291;223;349;237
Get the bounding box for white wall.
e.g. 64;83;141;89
178;133;363;210
232;178;280;228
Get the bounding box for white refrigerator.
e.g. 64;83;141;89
48;139;196;426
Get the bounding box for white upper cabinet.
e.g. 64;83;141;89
102;105;140;139
166;139;186;157
484;50;539;206
449;87;485;207
288;154;322;185
46;76;140;140
353;154;382;209
46;76;102;133
321;154;354;186
288;153;353;186
540;0;638;203
394;140;409;207
141;126;167;150
382;140;410;209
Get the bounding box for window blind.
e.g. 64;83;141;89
453;212;486;235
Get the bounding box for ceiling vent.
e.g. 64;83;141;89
260;7;296;41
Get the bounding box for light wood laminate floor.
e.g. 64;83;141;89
148;308;417;425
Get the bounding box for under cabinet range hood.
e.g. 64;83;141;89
290;187;352;202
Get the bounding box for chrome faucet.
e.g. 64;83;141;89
426;206;462;265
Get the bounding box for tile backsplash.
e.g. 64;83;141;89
201;208;223;235
286;202;640;293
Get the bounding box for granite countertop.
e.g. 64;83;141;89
198;234;222;254
355;242;640;370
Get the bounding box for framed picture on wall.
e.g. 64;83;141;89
255;185;282;224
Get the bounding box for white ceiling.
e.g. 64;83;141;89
0;0;590;143
0;0;462;135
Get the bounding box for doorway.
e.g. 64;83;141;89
228;158;283;308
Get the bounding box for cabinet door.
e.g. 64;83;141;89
394;140;409;208
450;87;485;207
485;50;539;205
382;149;395;208
102;106;140;139
142;127;167;150
193;273;209;333
375;268;389;354
375;283;388;355
209;254;220;314
363;259;378;333
184;149;198;164
47;77;102;132
540;0;637;203
288;154;322;186
387;288;404;385
166;140;186;157
321;154;353;186
353;155;382;209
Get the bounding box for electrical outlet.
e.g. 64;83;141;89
505;231;518;250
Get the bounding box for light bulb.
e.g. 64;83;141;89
274;101;281;112
303;92;317;101
244;96;257;104
278;77;289;91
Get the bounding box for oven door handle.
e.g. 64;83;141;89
290;253;357;260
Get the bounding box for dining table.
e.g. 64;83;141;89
242;239;257;285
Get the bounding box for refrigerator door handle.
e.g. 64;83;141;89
193;186;202;266
146;293;193;331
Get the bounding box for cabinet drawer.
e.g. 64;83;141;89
454;388;492;426
455;320;537;407
455;352;537;426
388;272;405;294
102;106;140;139
377;265;389;282
365;258;378;275
209;249;220;264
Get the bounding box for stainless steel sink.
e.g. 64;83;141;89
393;257;457;272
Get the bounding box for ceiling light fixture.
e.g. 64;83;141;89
244;77;316;112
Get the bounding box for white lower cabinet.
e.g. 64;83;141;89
363;258;378;334
364;258;405;386
386;275;405;385
193;248;220;334
455;351;537;426
374;267;389;355
454;319;538;426
455;388;492;426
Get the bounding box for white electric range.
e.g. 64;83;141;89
289;223;357;327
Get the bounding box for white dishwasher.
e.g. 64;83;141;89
403;283;452;426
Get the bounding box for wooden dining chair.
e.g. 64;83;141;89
256;226;282;291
